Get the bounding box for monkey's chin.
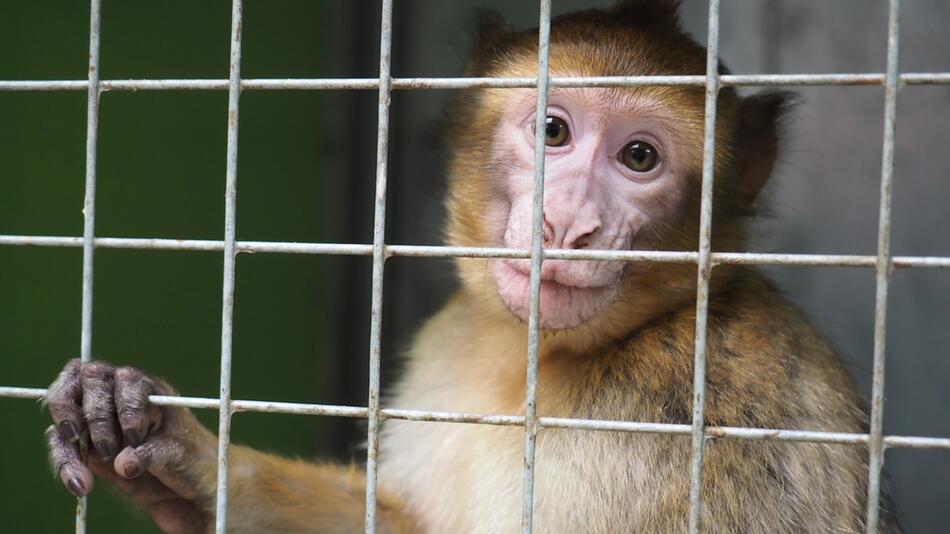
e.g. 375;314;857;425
492;260;617;330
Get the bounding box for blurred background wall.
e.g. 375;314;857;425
1;1;947;532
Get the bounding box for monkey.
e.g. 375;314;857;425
41;1;897;533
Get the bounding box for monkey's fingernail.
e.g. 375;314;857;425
124;429;143;447
59;421;80;443
67;478;85;498
124;463;143;478
96;439;116;460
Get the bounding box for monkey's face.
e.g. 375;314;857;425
444;10;779;334
483;87;701;330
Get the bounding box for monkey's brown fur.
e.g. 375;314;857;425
44;2;896;532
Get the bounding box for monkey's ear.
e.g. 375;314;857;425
735;91;797;209
466;10;511;75
610;0;683;30
476;10;510;46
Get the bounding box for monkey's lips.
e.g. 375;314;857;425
492;259;619;330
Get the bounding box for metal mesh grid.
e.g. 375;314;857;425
2;0;950;532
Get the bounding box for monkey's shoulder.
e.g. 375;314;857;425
626;272;842;369
598;274;863;431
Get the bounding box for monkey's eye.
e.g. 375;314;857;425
619;140;659;173
544;116;570;147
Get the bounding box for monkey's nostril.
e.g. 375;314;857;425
569;224;601;250
542;216;555;246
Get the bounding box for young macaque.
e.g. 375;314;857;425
43;1;896;532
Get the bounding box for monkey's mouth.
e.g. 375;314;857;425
492;260;619;330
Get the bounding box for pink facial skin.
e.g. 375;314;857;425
486;88;691;330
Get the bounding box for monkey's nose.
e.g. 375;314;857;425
542;209;603;249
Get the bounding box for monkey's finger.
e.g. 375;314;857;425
114;366;162;447
45;358;85;443
115;438;199;500
46;424;94;498
88;454;180;505
80;360;121;461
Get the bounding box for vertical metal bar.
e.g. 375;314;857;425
522;1;553;533
77;0;102;531
214;0;243;532
364;0;394;532
865;0;900;531
80;0;101;363
687;0;721;532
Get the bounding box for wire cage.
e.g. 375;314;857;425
1;1;949;533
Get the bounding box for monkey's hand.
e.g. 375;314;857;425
44;359;216;534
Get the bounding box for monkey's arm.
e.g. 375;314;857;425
44;358;417;534
220;447;417;534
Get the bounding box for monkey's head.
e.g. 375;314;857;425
445;0;791;338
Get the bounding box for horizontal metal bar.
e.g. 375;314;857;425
541;417;879;445
0;80;89;90
2;73;949;93
2;234;948;269
711;252;868;267
892;256;950;268
884;435;950;449
3;387;947;449
0;386;48;399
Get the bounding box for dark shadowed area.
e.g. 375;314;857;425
1;1;947;532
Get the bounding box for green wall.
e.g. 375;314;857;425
0;1;333;531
